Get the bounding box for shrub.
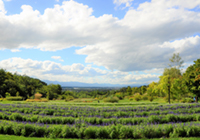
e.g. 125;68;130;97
0;98;3;101
142;95;148;100
65;95;74;102
134;94;141;101
6;96;23;101
104;97;119;103
185;98;194;103
26;99;48;102
16;92;20;97
129;98;133;101
41;98;49;102
148;96;154;102
5;92;11;97
115;92;124;100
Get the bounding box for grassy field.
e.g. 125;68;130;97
1;99;200;139
1;135;200;140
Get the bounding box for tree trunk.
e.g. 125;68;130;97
168;76;170;104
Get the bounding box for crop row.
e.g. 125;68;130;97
1;120;200;139
1;104;200;118
1;112;200;125
1;103;200;113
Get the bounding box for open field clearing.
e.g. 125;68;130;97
1;102;200;139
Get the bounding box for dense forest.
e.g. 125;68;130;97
0;54;200;103
0;69;62;100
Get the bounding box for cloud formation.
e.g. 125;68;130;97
0;0;199;72
0;57;159;84
113;0;134;9
0;0;6;14
51;56;64;62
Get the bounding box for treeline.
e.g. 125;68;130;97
0;69;62;100
146;54;200;103
1;53;199;102
116;54;200;103
62;86;148;100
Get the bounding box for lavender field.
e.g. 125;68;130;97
1;102;200;139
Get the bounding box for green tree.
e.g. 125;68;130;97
147;82;157;96
171;76;188;101
169;53;184;70
159;53;184;103
141;86;147;95
44;84;62;100
0;69;7;97
126;86;132;95
131;87;139;94
184;59;200;102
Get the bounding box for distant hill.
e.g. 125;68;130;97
44;80;141;87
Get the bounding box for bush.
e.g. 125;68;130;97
129;98;133;101
6;96;23;101
0;98;3;101
65;95;74;102
180;98;194;103
115;92;124;100
41;98;49;102
26;99;48;102
104;97;119;103
134;94;141;101
142;95;148;100
148;96;154;102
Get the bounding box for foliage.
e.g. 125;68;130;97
103;96;119;103
0;69;48;99
6;96;23;101
148;96;154;102
141;94;148;100
5;92;11;97
16;91;20;97
126;86;132;95
140;86;147;95
26;98;48;102
134;93;141;101
180;98;194;103
147;82;157;96
115;92;124;100
183;59;200;102
65;95;74;102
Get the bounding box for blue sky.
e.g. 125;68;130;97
0;0;200;85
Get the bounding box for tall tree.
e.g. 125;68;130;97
126;86;132;95
0;69;6;97
184;59;200;102
159;53;184;103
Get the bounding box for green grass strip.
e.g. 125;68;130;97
1;135;200;140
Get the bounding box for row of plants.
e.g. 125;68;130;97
1;104;200;118
2;107;200;118
1;103;199;113
1;112;200;125
1;120;200;139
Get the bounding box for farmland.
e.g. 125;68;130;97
1;102;200;139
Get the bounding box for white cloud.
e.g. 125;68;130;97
0;57;160;84
10;49;21;52
113;0;134;9
51;56;64;62
55;0;59;2
0;0;200;72
0;0;6;14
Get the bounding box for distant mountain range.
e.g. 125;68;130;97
44;80;141;87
